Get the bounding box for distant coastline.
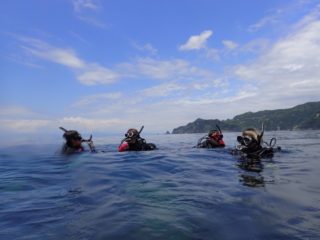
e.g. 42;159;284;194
172;101;320;134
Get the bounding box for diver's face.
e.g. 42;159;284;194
242;130;259;142
210;132;221;140
127;137;137;144
71;138;82;148
125;129;139;143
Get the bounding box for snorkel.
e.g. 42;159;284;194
139;125;144;135
258;123;264;145
216;124;222;135
215;124;223;140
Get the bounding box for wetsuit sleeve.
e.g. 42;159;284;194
118;141;129;152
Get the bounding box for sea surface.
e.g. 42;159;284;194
0;131;320;240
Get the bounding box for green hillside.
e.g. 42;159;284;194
172;101;320;134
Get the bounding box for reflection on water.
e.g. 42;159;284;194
0;131;320;239
240;174;265;187
237;154;266;187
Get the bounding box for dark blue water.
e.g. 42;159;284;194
1;131;320;240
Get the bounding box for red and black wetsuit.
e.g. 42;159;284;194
197;136;225;148
118;137;156;152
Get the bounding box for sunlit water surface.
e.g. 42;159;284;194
1;131;320;239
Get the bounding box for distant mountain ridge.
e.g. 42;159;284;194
172;101;320;134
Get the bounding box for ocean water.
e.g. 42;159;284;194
0;131;320;240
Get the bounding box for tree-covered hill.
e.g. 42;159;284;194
172;101;320;134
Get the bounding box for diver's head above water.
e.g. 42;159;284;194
237;126;264;148
208;129;223;141
235;124;269;157
119;126;156;152
59;127;84;152
197;125;225;148
125;128;140;141
124;126;145;143
243;128;261;143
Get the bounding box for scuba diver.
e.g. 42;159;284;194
59;127;96;154
233;124;281;187
197;125;225;148
234;124;280;159
118;126;157;152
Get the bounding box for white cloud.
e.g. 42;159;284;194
27;47;85;68
21;38;85;68
191;83;210;90
142;83;186;97
205;48;220;61
178;30;220;61
130;58;190;80
72;0;107;29
58;117;129;131
73;0;98;12
115;90;261;131
222;40;238;50
173;88;258;106
74;92;123;107
0;119;51;133
179;30;213;51
7;53;43;69
0;106;36;117
235;16;320;107
69;31;91;45
0;116;129;134
19;37;118;85
0;85;305;136
18;37;220;86
248;1;318;32
239;38;270;54
133;42;158;55
119;57;217;82
76;15;108;29
18;36;223;86
77;64;120;85
248;13;280;32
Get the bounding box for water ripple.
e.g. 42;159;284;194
0;131;319;239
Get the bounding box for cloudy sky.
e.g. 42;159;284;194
1;0;320;138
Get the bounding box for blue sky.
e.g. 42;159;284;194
1;0;320;138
